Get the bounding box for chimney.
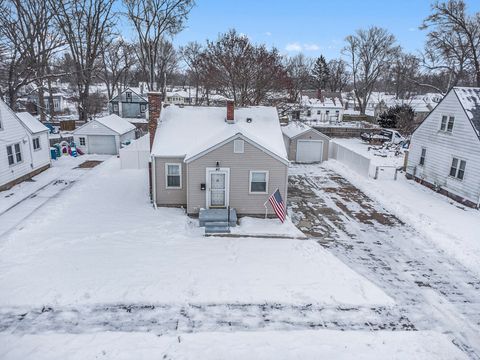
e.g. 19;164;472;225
148;92;162;150
226;100;234;124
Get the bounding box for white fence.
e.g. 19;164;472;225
119;135;150;169
329;142;372;178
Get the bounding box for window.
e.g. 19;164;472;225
79;137;86;146
140;104;147;112
419;148;426;166
450;158;466;180
317;110;321;115
447;116;455;132
33;137;41;151
165;163;182;189
249;171;268;193
440;115;454;132
6;143;22;166
440;115;447;131
113;103;119;112
53;99;60;111
234;139;244;153
0;119;3;130
126;91;132;102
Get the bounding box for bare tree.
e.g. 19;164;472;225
155;38;178;94
124;0;194;92
422;0;480;87
343;26;399;114
180;41;203;104
284;54;312;102
50;0;116;121
327;59;350;93
390;53;420;98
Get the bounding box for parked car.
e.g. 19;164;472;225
361;129;405;144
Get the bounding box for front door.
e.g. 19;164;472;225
206;168;230;208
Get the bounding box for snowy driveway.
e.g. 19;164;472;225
288;165;480;358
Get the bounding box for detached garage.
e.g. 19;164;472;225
73;114;136;155
282;121;330;163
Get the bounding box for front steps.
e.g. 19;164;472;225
199;208;237;234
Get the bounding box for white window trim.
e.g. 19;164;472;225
449;156;466;181
206;167;230;208
33;137;41;151
439;114;455;133
165;163;182;189
233;139;244;154
7;142;23;166
79;137;86;146
249;170;269;194
419;147;426;166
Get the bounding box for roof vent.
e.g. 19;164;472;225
246;117;252;123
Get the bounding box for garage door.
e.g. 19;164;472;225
296;140;323;163
88;135;117;155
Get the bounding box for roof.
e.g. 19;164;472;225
282;121;314;138
301;96;343;109
151;105;288;163
453;87;480;137
16;112;49;133
110;87;147;103
74;114;136;135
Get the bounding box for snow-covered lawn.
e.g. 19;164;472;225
0;157;391;307
231;216;306;238
324;159;480;277
0;330;467;360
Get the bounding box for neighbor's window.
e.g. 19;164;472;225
317;110;321;115
79;137;86;146
234;139;244;153
446;116;455;132
126;91;132;102
419;148;426;166
166;163;182;188
6;143;22;165
113;103;119;112
250;171;268;193
440;115;447;131
140;104;147;112
449;157;466;180
33;137;41;151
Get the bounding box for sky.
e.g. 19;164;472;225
169;0;480;60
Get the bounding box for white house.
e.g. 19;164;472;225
406;87;480;208
301;96;344;123
73;114;136;155
0;100;50;191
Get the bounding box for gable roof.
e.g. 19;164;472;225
151;105;288;163
281;121;328;140
110;87;147;103
453;87;480;139
74;114;136;135
16;112;49;134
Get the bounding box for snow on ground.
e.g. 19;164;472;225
333;138;404;167
0;157;391;307
323;159;480;277
231;216;306;238
0;330;467;360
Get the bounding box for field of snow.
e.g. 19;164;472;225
0;157;391;307
0;330;467;360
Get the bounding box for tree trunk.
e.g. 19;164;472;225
38;84;46;122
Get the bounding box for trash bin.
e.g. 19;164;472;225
50;147;57;160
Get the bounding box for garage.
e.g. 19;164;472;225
296;139;323;163
88;135;117;155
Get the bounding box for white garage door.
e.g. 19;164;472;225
296;140;323;163
88;135;117;155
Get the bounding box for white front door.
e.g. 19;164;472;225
206;168;230;208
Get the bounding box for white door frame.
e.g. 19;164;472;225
296;139;323;163
206;167;230;208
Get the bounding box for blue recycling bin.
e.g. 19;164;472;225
50;147;57;160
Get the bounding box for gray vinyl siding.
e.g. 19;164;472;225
186;138;288;215
74;120;121;154
288;129;329;162
407;90;480;204
154;156;187;206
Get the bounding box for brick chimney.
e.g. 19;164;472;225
148;92;162;150
226;100;234;124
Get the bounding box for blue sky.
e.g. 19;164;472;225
169;0;480;60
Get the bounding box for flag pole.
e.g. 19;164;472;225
263;199;268;219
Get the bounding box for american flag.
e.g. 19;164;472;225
268;188;286;223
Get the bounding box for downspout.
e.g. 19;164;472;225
152;155;157;210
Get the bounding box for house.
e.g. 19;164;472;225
0;99;50;191
149;96;289;217
282;121;330;163
406;87;480;208
73;114;136;155
26;92;68;114
301;96;344;123
164;89;194;105
109;87;148;119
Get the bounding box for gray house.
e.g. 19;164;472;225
406;87;480;208
109;87;148;119
150;103;289;217
282;121;330;163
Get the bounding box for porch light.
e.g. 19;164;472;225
215;161;220;171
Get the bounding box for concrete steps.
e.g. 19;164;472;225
200;208;237;235
205;221;231;234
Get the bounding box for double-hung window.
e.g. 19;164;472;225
250;171;268;194
33;137;41;151
419;148;426;166
165;163;182;189
449;157;466;180
440;115;447;131
7;143;22;166
440;115;454;132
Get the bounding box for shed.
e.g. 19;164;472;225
73;114;136;155
282;122;330;163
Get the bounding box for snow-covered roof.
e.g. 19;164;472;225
282;121;314;138
94;114;136;135
301;96;343;109
453;87;480;137
151;105;288;163
124;117;148;124
16;112;49;133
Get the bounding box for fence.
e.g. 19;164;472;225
329;142;371;178
313;126;382;138
119;135;149;169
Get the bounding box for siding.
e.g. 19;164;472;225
407;90;480;204
288;130;330;162
186;138;288;215
30;131;51;169
73;120;118;154
154;156;188;206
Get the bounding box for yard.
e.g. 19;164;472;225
0;156;476;359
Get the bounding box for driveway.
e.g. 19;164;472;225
288;165;480;359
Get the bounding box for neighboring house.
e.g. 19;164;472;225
0;99;50;191
73;114;136;155
27;92;68;114
301;96;344;123
164;90;194;105
406;87;480;208
282;121;330;163
150;101;289;216
109;87;148;119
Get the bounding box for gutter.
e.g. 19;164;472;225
151;155;157;209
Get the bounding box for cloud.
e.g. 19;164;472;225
285;42;320;52
265;31;272;36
